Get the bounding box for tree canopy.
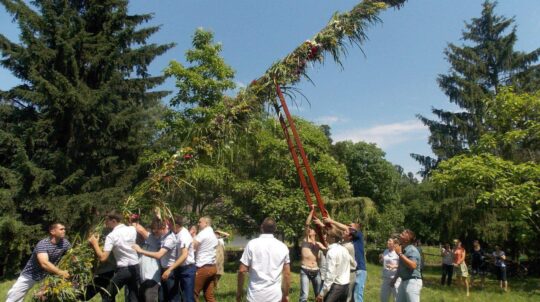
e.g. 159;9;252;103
0;0;172;275
414;0;540;175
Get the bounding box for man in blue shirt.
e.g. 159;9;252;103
392;229;422;302
6;223;71;302
323;216;367;302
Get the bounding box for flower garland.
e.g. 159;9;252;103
248;0;406;102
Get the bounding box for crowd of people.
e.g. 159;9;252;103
6;212;231;302
24;206;526;302
439;239;509;295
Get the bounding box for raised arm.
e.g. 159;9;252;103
88;234;111;263
133;223;150;240
304;205;315;240
322;216;349;232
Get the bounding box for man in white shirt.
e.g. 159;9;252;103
132;219;179;302
316;227;355;302
193;216;218;302
237;217;291;302
89;211;140;302
163;215;196;302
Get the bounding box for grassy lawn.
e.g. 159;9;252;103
1;260;539;301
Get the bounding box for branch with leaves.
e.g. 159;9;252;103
33;1;407;300
248;0;406;101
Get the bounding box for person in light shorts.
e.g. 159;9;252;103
453;239;469;297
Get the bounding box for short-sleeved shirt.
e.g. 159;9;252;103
441;249;453;265
176;227;195;266
104;224;139;267
397;244;422;280
350;229;366;271
194;226;218;267
159;231;178;268
140;234;161;283
240;234;290;302
21;238;71;281
382;249;399;279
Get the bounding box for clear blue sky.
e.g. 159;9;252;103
1;0;538;175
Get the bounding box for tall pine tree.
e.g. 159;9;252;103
0;0;172;275
414;0;540;175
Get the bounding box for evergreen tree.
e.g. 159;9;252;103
414;0;540;175
0;0;172;275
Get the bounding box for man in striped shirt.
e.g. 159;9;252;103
6;223;71;302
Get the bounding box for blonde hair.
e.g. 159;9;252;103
327;227;344;242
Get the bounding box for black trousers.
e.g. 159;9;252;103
140;280;160;302
324;283;349;302
82;270;115;301
441;264;454;286
103;265;140;302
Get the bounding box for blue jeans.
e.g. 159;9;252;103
176;264;196;302
299;268;322;302
160;267;180;302
396;279;422;302
353;270;367;302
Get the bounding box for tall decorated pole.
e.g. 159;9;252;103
248;0;407;237
33;1;407;300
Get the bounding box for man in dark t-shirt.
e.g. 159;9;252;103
470;240;486;288
6;223;71;302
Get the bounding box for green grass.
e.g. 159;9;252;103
2;261;539;301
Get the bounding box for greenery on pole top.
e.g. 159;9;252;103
247;0;406;101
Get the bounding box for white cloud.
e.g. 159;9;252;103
333;120;428;148
234;81;246;89
315;115;347;125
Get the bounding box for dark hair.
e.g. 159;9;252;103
150;218;166;230
403;229;416;242
105;211;123;222
49;223;64;232
173;215;184;227
261;217;277;234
